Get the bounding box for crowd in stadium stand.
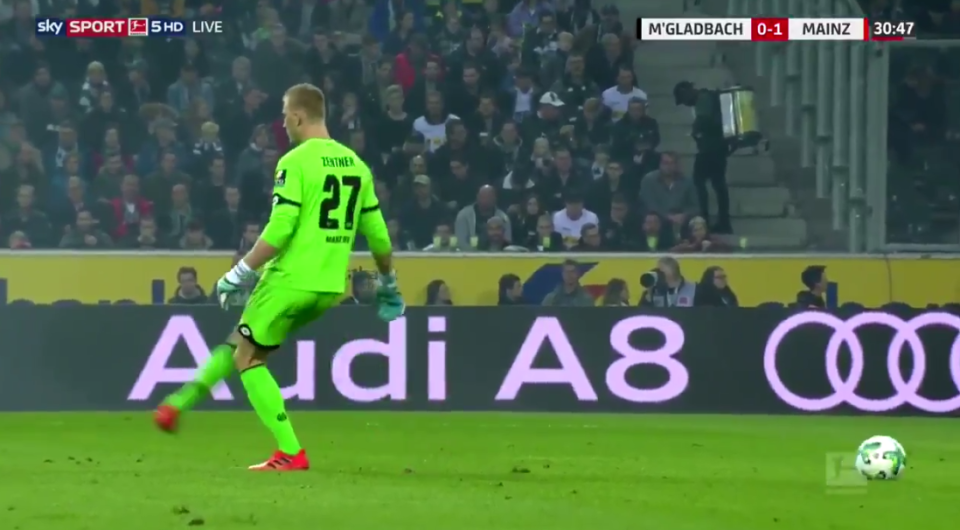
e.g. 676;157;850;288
0;0;732;255
0;0;956;253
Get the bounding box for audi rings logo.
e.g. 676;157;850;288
764;311;960;413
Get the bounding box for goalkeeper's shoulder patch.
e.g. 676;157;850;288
275;169;286;187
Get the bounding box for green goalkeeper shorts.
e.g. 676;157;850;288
237;281;341;349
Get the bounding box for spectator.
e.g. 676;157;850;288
588;159;631;220
195;156;229;214
215;57;254;119
107;174;154;241
431;0;466;56
423;220;459;252
121;216;164;250
477;216;515;251
448;26;501;90
588;32;631;89
413;90;457;153
167;63;215;115
695;266;739;307
500;66;538;124
523;91;566;146
137;119;187;176
387;216;416;250
502;137;550;206
117;59;152;115
91;127;134;179
491;120;524;176
797;265;828;309
18;65;67;145
81;91;129;155
498;273;525;305
143;151;192;213
602;68;648;123
375;84;414;155
552;191;599;248
179;220;214;250
426;279;454;305
601;193;637;250
238;221;262;254
572;98;611;161
611;98;659;159
455;185;511;250
542;146;588;210
78;61;110;113
206;184;244;248
521;10;560;70
465;92;505;145
59;209;112;249
384;11;417;56
628;130;661;179
395;34;440;94
400;174;446;249
529;213;564;251
431;119;483;181
168;267;208;305
7;230;31;249
507;0;552;38
671;216;734;253
191;121;225;173
234;121;271;180
635;212;674;252
446;62;484;118
574;222;604;251
588;143;610;180
439;156;483;212
3;184;52;247
639;152;699;235
44;119;83;178
550;52;600;112
332;0;371;47
161;183;199;241
253;24;304;100
509;193;543;244
341;271;376;305
601;278;630;306
542;259;595;307
3;142;46;209
539;31;573;89
53;176;102;233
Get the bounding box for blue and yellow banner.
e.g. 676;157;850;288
0;252;957;307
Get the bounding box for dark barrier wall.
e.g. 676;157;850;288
1;307;958;415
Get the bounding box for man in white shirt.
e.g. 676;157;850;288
552;191;599;249
601;66;648;122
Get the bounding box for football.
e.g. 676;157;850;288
855;435;907;480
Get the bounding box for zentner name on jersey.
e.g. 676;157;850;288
645;20;745;40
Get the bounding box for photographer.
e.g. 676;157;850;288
638;257;696;308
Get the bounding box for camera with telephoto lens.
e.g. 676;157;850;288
639;268;665;289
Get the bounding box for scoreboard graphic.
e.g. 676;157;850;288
636;17;917;41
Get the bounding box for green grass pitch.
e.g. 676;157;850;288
0;412;956;530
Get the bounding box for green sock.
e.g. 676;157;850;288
240;365;302;455
166;344;236;412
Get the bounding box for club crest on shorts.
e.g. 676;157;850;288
275;169;286;188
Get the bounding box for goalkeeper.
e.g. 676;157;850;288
154;83;404;472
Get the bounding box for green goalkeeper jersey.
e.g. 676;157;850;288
258;137;392;293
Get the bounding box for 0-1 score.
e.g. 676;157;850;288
751;17;789;41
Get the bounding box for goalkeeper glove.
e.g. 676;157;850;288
375;271;405;322
216;260;259;310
